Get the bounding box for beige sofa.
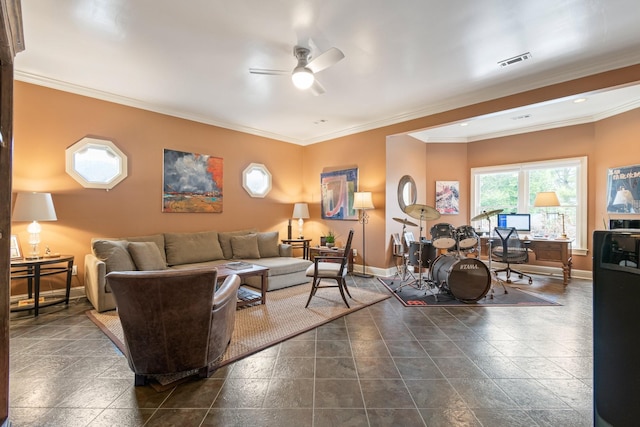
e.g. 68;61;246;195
84;229;312;312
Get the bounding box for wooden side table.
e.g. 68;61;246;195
281;238;312;259
309;246;355;273
10;255;74;317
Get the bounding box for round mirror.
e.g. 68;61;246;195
398;175;417;213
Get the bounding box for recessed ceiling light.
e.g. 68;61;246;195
573;98;587;103
460;122;469;127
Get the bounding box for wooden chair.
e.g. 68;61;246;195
305;229;355;308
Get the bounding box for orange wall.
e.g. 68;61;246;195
12;83;306;293
10;65;640;294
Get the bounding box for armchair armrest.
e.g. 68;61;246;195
214;274;241;308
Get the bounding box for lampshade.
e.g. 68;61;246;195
533;191;560;208
613;188;634;206
291;67;314;89
292;202;310;219
12;192;58;222
353;192;375;210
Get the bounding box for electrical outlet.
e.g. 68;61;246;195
353;249;357;257
72;265;78;276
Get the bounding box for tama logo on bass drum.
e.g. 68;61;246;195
459;263;479;270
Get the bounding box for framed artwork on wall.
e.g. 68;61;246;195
320;167;358;220
162;148;223;213
435;181;460;215
607;164;640;213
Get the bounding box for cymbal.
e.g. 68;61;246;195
471;209;503;222
404;204;441;220
393;217;418;227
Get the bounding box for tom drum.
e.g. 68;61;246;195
431;255;490;303
456;225;479;250
430;223;457;249
408;241;437;267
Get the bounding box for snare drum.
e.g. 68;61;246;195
408;241;437;267
456;225;478;249
430;223;456;249
430;255;490;303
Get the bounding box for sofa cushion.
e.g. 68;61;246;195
231;234;260;259
128;242;168;271
252;257;312;276
124;234;167;264
92;239;136;273
218;229;256;259
257;231;280;258
164;231;224;266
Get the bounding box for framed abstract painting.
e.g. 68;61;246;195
163;148;223;213
320;168;358;220
435;180;459;215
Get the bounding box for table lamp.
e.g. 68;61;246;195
292;202;310;238
12;192;58;259
353;191;374;278
533;191;566;239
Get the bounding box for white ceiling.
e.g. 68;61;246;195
14;0;640;146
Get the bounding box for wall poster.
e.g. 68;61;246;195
320;168;358;220
435;180;459;215
163;148;223;213
607;164;640;213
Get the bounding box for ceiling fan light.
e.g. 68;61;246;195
291;67;314;89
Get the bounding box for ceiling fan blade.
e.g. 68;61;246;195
249;68;289;76
307;47;345;73
309;79;325;96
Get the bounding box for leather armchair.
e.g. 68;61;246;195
106;268;240;385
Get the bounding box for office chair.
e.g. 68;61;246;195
491;227;533;284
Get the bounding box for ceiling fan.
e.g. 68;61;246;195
249;46;345;95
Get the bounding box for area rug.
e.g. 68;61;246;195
86;283;390;390
378;277;560;307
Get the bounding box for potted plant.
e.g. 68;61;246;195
325;230;336;248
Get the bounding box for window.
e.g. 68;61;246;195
65;137;128;190
242;163;272;198
471;156;587;251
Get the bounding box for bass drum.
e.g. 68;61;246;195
431;255;491;303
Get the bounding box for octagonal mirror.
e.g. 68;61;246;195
242;163;272;198
66;137;128;190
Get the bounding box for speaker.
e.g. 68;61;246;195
593;230;640;426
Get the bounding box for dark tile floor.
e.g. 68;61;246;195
8;273;593;426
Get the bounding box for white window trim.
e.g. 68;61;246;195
471;156;587;254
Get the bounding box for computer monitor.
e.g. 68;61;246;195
497;213;531;231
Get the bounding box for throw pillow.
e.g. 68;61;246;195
125;234;167;264
230;233;260;259
218;229;257;259
164;231;224;266
92;239;136;273
257;231;280;258
128;241;168;271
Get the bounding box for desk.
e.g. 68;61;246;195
309;246;355;273
10;256;74;316
281;238;312;260
480;237;572;285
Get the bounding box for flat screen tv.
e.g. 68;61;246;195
497;213;531;231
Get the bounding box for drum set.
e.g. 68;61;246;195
393;204;493;303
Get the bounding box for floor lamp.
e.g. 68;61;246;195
353;191;374;278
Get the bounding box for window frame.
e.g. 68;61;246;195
65;137;128;190
471;156;587;253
